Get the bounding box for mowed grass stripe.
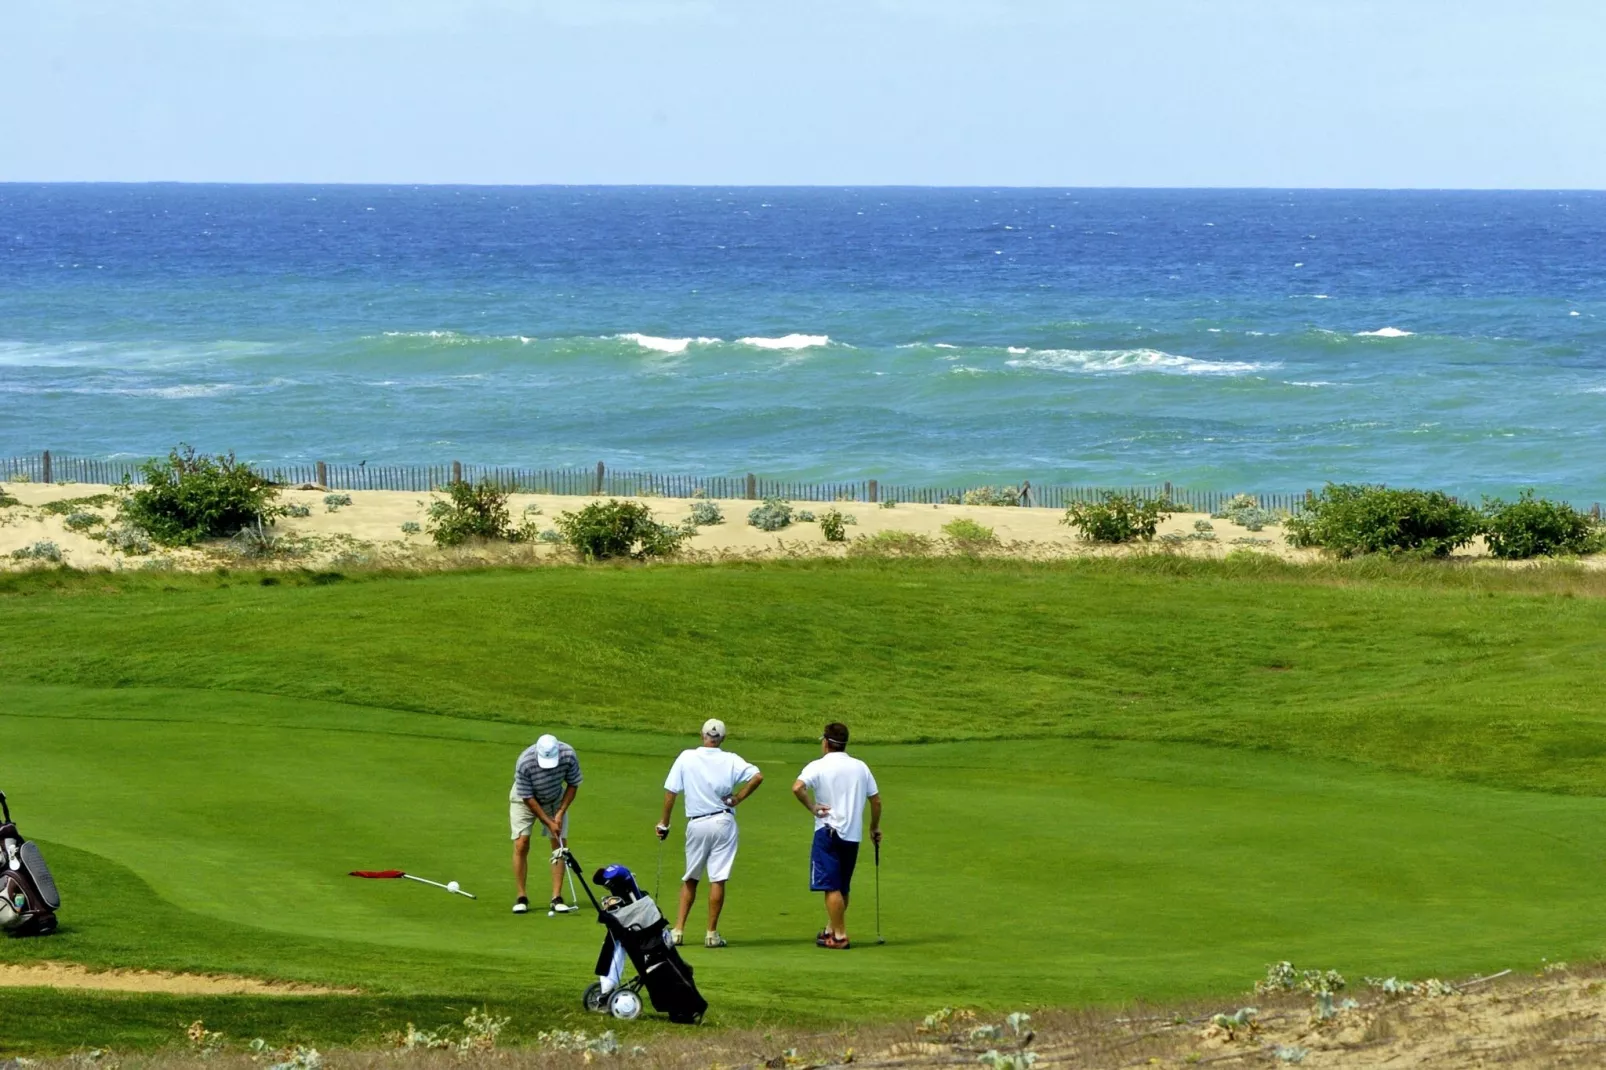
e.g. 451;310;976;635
4;559;1606;792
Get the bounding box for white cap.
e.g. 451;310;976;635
701;718;727;743
535;733;561;769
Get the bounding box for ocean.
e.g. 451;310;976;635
2;185;1603;498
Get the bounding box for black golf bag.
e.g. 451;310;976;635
566;854;707;1024
0;791;60;938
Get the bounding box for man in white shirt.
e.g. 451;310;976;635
656;718;764;948
792;721;881;950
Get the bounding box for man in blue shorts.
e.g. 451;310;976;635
791;721;882;950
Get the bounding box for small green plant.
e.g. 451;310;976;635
399;521;422;535
121;447;280;547
961;486;1022;507
10;540;62;562
267;1046;324;1070
1286;483;1482;557
795;510;816;523
819;508;848;542
231;515;295;559
557;499;685;560
879;498;898;509
538;528;564;543
427;480;512;547
1194;519;1214;533
284;503;311;518
1482;491;1605;559
0;487;18;508
63;510;104;532
1208;1007;1259;1042
688;500;725;526
1211;494;1281;531
943;517;998;550
533;1028;619;1056
101;525;154;555
323;493;353;512
748;497;794;532
41;493;117;516
850;530;934;557
1062;493;1174;543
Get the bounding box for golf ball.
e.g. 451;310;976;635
446;880;460;893
547;910;556;917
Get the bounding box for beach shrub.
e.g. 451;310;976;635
795;510;816;523
323;493;353;512
943;517;997;551
818;508;849;542
1482;491;1605;559
400;521;422;535
1062;492;1174;544
688;500;725;526
537;528;564;544
1212;494;1281;531
284;503;312;518
41;493;116;516
63;510;104;532
426;479;512;547
961;486;1022;507
850;530;934;557
231;516;296;560
557;499;685;560
0;487;18;508
1285;483;1481;558
878;499;898;509
121;447;280;547
747;497;793;532
10;540;62;563
101;524;154;555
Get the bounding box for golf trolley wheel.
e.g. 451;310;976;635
583;981;609;1014
608;988;643;1020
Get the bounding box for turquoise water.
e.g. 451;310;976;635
2;186;1603;497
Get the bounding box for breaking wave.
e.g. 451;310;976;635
1356;327;1414;338
735;334;832;350
1004;347;1275;376
615;333;721;354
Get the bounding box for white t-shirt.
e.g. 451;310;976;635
665;746;761;820
796;751;879;843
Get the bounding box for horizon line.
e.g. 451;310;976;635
2;181;1604;194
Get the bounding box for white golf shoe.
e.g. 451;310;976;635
550;897;576;914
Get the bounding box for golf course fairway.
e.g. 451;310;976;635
5;557;1606;1050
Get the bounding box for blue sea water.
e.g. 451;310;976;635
2;185;1604;497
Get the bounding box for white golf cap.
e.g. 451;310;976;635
701;718;727;742
534;733;561;769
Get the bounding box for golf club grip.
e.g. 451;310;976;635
0;791;8;824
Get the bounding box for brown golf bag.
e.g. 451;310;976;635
1;791;60;937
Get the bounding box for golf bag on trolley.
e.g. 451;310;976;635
561;852;707;1024
0;791;61;938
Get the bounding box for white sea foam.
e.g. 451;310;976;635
1356;327;1414;338
1287;380;1339;388
1005;348;1274;376
619;333;723;354
934;343;959;349
1006;346;1029;355
736;334;831;350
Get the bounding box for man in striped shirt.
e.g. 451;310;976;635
510;733;583;915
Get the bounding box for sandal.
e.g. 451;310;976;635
822;934;851;950
815;930;830;947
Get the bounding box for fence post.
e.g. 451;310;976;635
868;479;879;504
451;460;463;484
593;461;605;495
745;473;757;500
1164;481;1172;501
1595;503;1602;521
41;450;52;484
315;461;328;487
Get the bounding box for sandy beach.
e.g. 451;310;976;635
0;480;1559;572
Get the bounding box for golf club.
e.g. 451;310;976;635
874;839;884;944
349;869;477;899
655;829;666;902
556;839;580;913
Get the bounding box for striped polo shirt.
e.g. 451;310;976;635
511;741;583;809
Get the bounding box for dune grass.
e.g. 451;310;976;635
4;556;1606;1051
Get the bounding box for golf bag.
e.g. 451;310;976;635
0;791;60;938
565;853;707;1024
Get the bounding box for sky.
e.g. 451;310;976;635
2;0;1603;187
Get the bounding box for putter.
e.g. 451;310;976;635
560;837;580;910
349;870;477;899
655;831;666;902
874;839;884;944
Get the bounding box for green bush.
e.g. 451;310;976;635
795;510;816;523
849;530;934;557
688;500;725;526
41;493;116;516
63;510;104;532
942;517;998;550
747;498;793;532
121;447;280;547
285;503;312;518
1286;484;1482;558
1482;491;1606;559
1062;493;1174;544
101;525;153;555
323;493;353;512
556;499;685;561
0;486;18;508
818;508;849;542
961;486;1022;507
426;480;511;547
10;540;62;563
1211;494;1281;531
400;521;422;536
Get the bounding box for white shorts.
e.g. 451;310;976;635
683;812;738;883
510;797;569;842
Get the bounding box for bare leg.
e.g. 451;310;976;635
678;878;698;931
825;890;849;940
548;834;565;901
512;836;530;899
707;880;726;932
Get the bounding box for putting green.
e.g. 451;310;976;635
5;680;1606;1037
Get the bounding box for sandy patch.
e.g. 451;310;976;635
0;480;1587;572
0;960;351;995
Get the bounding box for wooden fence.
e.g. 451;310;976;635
0;450;1334;513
